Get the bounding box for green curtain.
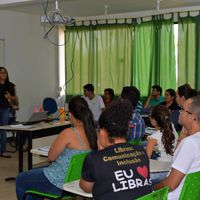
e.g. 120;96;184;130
133;18;176;96
178;17;196;88
65;25;133;95
195;16;200;90
65;18;176;97
178;16;200;90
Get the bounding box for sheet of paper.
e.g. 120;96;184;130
38;146;50;152
10;124;33;129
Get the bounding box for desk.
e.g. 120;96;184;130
145;127;156;135
63;180;92;198
31;146;49;157
0;121;70;174
150;159;172;173
63;159;172;198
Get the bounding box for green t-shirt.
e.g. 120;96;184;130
149;96;165;107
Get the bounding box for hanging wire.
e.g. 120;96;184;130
41;0;72;46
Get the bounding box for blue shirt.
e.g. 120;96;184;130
128;111;145;140
43;148;88;189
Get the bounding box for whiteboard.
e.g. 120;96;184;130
0;39;5;66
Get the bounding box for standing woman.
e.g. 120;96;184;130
0;66;17;158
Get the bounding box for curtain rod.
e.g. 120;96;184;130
74;5;200;22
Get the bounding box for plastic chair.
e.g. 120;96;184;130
179;171;200;200
129;138;142;145
43;97;58;115
136;187;169;200
22;152;88;200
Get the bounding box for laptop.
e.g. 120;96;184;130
21;111;48;125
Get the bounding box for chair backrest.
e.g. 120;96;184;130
43;97;58;115
129;138;142;145
179;171;200;200
136;187;169;200
64;152;88;183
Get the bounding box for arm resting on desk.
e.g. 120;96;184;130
79;178;94;193
154;168;185;191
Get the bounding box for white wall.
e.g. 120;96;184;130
0;10;59;121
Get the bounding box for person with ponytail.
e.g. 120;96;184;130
146;105;178;185
146;105;178;161
16;96;97;200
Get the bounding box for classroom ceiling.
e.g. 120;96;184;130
1;0;200;19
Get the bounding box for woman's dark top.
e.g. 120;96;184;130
0;82;15;109
160;101;179;113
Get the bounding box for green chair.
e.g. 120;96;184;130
22;152;88;200
179;171;200;200
136;187;169;200
129;138;142;145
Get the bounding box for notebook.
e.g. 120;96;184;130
21;111;48;125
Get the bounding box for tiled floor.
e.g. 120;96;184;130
0;142;20;200
0;140;48;200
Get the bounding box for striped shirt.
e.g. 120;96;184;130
128;111;145;140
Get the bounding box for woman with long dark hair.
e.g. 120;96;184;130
0;66;18;158
160;89;179;112
146;105;177;161
146;105;178;185
16;96;97;200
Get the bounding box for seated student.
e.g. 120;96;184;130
121;86;145;140
132;86;144;113
173;84;198;140
82;83;105;122
154;96;200;200
103;88;114;107
144;85;164;109
160;89;179;113
16;96;97;200
80;99;152;200
146;105;178;185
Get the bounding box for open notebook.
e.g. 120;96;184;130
20;111;48;125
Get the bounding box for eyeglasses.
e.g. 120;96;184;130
179;108;193;115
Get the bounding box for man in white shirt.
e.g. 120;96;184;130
82;84;105;122
154;95;200;199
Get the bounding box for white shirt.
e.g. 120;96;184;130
168;132;200;200
82;95;105;121
148;125;178;162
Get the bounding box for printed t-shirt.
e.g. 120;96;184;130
81;143;152;200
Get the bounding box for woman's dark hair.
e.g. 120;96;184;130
150;105;175;155
0;66;10;85
121;86;139;109
98;99;133;142
68;96;97;150
177;84;197;99
104;88;115;99
166;88;176;98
